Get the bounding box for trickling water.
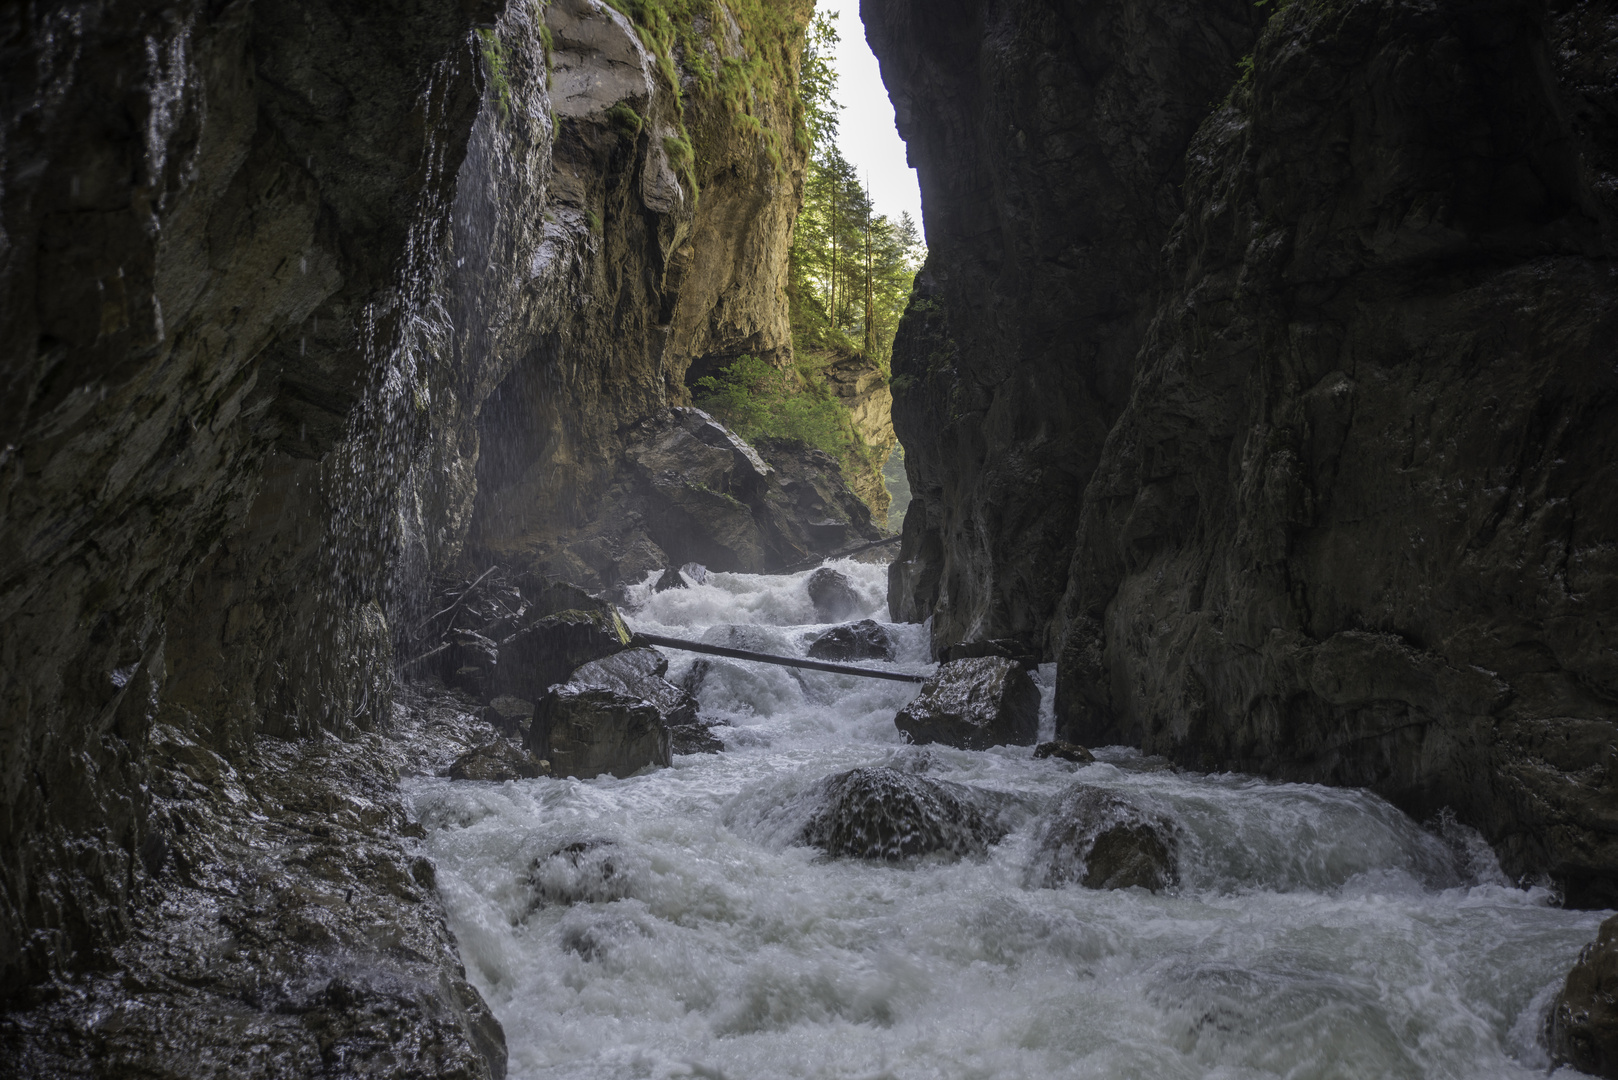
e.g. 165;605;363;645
408;561;1602;1080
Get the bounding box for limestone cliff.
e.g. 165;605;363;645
869;0;1618;900
0;0;818;1062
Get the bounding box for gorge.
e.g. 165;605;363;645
1;0;1616;1077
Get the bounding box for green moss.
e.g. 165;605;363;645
662;132;699;198
585;209;603;234
601;0;811;186
476;28;514;121
608;101;645;136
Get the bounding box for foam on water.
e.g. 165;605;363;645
408;560;1603;1080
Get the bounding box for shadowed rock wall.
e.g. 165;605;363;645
870;0;1618;898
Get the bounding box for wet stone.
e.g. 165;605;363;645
806;566;861;622
530;840;630;906
448;740;548;782
1034;741;1096;764
528;685;670;780
654;567;688;592
493;605;630;702
567;647;698;727
481;694;535;738
800;766;1005;861
807;619;896;662
1551;913;1618;1077
894;656;1040;750
1026;785;1178;892
669;721;726;755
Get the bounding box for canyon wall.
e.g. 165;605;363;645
871;0;1618;899
1;0;814;1060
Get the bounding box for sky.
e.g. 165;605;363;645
815;0;924;230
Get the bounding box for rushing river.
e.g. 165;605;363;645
407;560;1603;1080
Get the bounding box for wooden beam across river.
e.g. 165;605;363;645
631;632;929;684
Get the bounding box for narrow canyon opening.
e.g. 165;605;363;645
2;1;1616;1078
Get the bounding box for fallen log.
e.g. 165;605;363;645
631;632;928;683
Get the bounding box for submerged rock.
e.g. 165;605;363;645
1550;914;1618;1077
1034;741;1096;764
895;656;1040;750
807;567;861;623
530;840;630;906
1026;785;1178;892
807;619;897;662
448;740;549;782
800;767;1004;861
528;686;670;780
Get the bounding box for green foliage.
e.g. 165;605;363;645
789;145;924;374
694;355;873;469
477;28;514;121
586;209;603;234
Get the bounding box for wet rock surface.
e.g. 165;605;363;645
870;0;1618;894
0;689;507;1078
1551;914;1618;1078
567;648;700;727
1026;786;1179;893
895;657;1040;751
449;740;549;783
807;620;897;662
807;567;862;624
800;767;1005;862
1034;742;1096;765
529;686;671;781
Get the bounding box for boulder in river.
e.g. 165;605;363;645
807;566;861;622
528;685;671;780
1550;914;1618;1077
894;656;1040;750
1034;741;1096;764
566;647;725;757
1026;785;1178;892
800;766;1004;861
653;567;687;592
807;619;897;662
493;605;631;702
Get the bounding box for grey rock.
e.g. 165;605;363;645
568;647;699;728
807;567;862;623
1026;786;1178;893
1034;742;1096;765
481;695;536;739
869;0;1618;896
493;607;631;703
528;686;670;781
800;767;1004;861
449;741;548;782
807;620;897;662
895;657;1040;751
669;723;726;756
654;568;689;592
1550;914;1618;1077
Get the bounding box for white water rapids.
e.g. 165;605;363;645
407;560;1603;1079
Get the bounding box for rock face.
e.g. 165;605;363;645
1026;786;1178;893
529;686;672;780
867;0;1263;650
807;620;897;662
800;767;1003;861
479;408;881;589
449;740;549;783
869;0;1618;896
1550;914;1618;1077
0;0;819;1062
894;657;1040;751
566;647;726;757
